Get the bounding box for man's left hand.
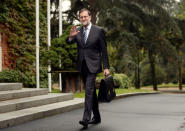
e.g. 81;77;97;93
104;69;110;76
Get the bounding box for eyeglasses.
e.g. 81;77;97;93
79;16;89;19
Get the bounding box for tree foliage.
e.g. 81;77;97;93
66;0;185;90
43;25;77;71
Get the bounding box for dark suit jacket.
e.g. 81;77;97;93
66;24;109;73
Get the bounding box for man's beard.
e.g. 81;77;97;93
82;21;90;26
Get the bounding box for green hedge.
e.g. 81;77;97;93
113;73;131;88
0;67;48;88
0;69;23;82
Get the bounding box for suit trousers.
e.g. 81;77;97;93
81;60;101;122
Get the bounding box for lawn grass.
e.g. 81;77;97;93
115;88;153;94
51;83;185;98
74;88;154;98
51;88;61;93
51;87;154;98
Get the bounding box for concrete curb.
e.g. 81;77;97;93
76;92;160;105
115;92;159;99
159;90;185;94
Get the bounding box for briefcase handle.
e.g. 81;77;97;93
104;74;111;78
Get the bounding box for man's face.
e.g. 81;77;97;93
79;11;91;26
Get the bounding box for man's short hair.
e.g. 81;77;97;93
79;8;91;16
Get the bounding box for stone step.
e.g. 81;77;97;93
0;88;48;101
0;93;73;113
0;98;84;128
0;83;22;91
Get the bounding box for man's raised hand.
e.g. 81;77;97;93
69;26;80;40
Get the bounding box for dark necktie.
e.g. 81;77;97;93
83;28;88;44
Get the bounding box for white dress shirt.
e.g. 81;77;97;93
83;22;92;41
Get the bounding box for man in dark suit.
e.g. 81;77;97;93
66;8;110;129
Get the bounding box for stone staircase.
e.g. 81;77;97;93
0;83;84;128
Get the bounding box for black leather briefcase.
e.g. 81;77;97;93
98;75;116;102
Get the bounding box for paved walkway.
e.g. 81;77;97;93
2;94;185;131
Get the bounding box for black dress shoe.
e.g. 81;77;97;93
88;118;101;124
79;120;88;129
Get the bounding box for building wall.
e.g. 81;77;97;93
0;32;13;70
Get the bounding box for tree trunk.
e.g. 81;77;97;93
178;61;182;90
135;53;140;89
135;66;139;89
149;51;158;91
176;48;183;90
137;53;140;89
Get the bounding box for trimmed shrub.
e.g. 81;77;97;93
0;67;48;88
0;69;23;82
0;69;36;87
96;71;131;88
113;73;131;88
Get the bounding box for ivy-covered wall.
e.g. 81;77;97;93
0;1;78;88
0;0;48;87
